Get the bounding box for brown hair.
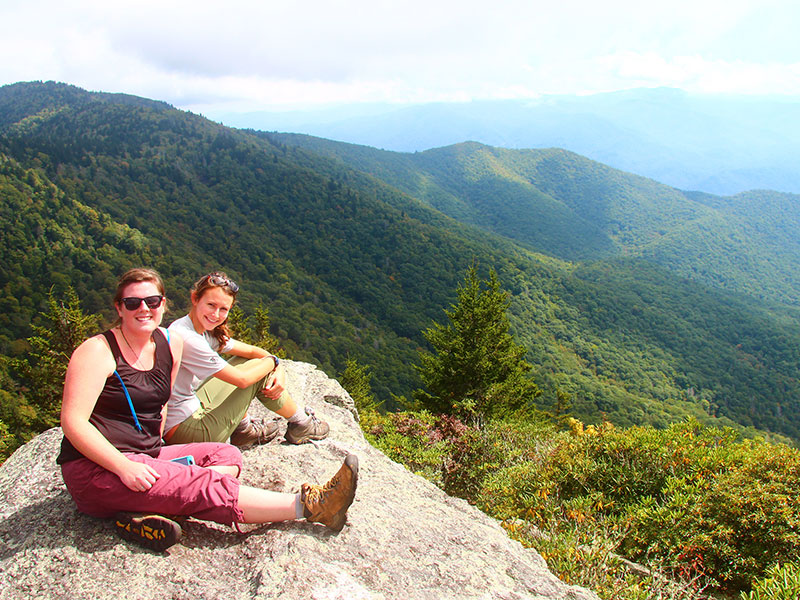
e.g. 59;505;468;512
191;271;238;348
113;268;166;326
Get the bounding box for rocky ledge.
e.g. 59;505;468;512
0;360;598;600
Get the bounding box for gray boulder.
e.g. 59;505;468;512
0;360;598;600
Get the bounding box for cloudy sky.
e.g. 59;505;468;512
2;0;799;116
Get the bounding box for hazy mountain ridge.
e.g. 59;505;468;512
2;81;800;441
223;88;800;195
267;133;800;307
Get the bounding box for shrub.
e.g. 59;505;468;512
475;417;800;592
441;416;555;501
361;410;454;485
361;408;800;596
740;562;800;600
362;409;554;500
623;440;800;590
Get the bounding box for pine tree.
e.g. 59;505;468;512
414;266;540;424
0;360;38;461
225;305;251;344
251;302;281;355
10;287;100;429
340;358;381;416
226;302;281;354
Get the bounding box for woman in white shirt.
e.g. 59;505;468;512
60;267;356;552
163;272;329;448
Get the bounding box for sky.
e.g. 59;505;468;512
2;0;799;117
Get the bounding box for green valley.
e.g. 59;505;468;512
1;81;799;448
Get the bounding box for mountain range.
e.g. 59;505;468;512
212;88;800;196
1;81;799;442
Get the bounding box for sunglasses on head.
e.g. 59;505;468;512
206;274;239;293
120;295;164;311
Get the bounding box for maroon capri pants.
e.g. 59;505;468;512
60;442;245;524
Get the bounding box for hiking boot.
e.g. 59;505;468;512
301;454;359;532
114;512;182;552
285;408;330;444
230;417;279;448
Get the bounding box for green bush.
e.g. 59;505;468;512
466;417;800;592
479;420;716;525
362;408;554;499
441;415;555;501
741;562;800;600
361;410;454;485
623;440;800;589
361;408;800;596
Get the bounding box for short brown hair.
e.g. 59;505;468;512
114;268;166;306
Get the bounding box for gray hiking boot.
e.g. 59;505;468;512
285;407;330;444
301;454;359;532
230;417;279;448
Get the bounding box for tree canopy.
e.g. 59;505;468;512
414;266;541;423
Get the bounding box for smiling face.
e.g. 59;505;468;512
190;285;234;333
115;280;165;334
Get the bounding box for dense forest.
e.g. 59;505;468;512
232;88;800;196
1;81;799;448
268;133;800;307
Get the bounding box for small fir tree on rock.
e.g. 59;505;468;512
340;358;382;416
226;301;282;355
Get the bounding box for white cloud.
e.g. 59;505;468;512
1;0;799;111
593;52;800;95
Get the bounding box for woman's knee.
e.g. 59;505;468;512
197;442;243;470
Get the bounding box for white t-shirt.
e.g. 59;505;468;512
165;314;235;430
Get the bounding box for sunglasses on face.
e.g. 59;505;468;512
206;274;239;293
120;295;164;311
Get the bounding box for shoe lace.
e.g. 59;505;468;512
254;419;275;443
304;472;341;507
304;407;323;429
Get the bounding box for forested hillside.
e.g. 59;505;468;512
2;81;799;443
268;133;800;307
230;89;800;195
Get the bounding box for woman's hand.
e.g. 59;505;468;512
117;459;161;492
261;363;286;400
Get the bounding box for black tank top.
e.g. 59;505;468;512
57;328;173;464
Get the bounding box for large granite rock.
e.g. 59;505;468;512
0;360;598;600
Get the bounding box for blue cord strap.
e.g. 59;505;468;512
113;328;169;433
114;370;142;432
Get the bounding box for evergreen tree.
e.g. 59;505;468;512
0;417;10;462
0;360;38;461
414;266;540;424
340;358;381;416
251;302;281;355
226;302;281;354
551;388;573;426
10;287;100;430
225;305;252;346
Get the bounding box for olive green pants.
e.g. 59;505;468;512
167;356;289;444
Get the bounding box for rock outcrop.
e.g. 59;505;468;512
0;360;598;600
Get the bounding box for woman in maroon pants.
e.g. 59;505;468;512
58;268;357;551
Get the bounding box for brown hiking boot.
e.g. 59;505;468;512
114;512;182;552
230;417;279;448
301;454;359;532
285;407;330;444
